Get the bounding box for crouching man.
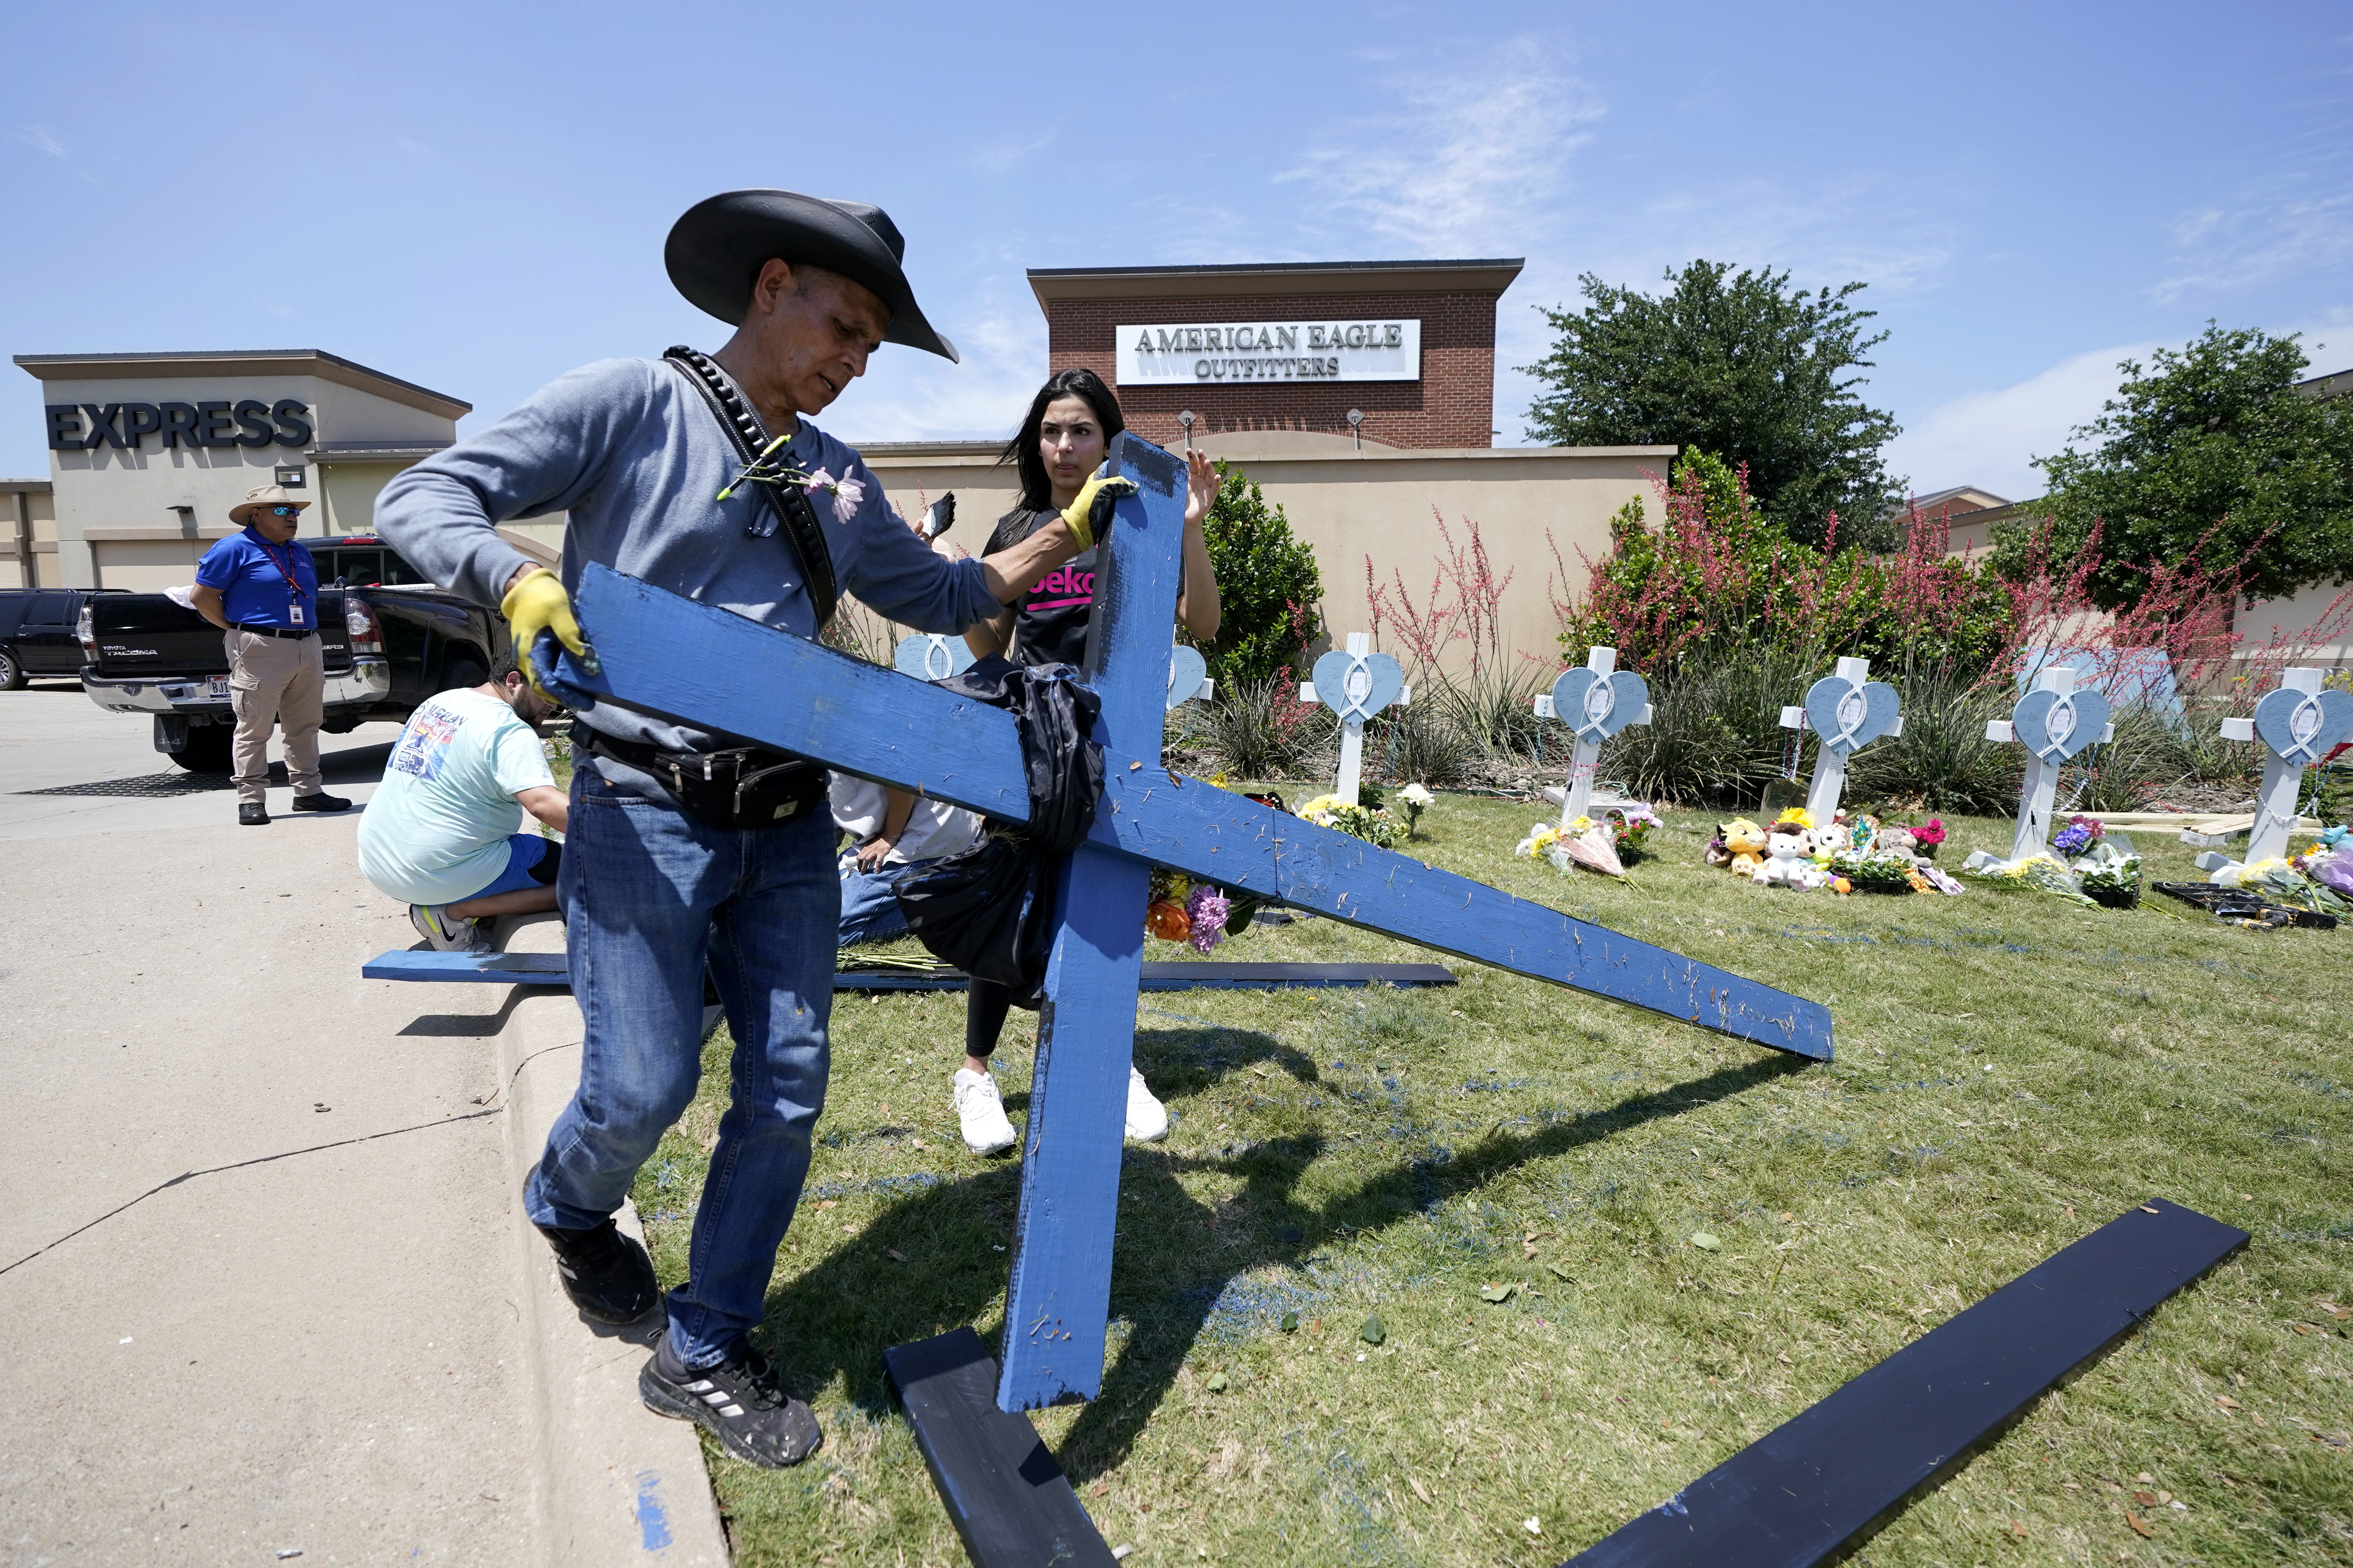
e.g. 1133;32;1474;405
356;654;568;950
376;189;1101;1469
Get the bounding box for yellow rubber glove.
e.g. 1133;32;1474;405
1058;472;1139;553
501;567;596;696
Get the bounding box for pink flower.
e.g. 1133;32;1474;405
800;468;866;524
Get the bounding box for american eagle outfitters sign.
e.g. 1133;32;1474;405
1115;320;1420;385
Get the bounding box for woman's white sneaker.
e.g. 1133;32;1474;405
1125;1065;1168;1142
953;1068;1019;1155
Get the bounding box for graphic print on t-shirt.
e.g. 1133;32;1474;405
1028;561;1094;611
389;706;460;783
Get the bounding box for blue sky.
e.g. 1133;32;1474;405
5;1;2349;501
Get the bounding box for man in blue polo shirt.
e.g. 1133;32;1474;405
191;483;352;825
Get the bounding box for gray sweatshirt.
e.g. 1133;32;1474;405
374;356;1002;752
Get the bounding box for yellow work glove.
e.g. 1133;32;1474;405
501;567;596;697
1058;472;1138;553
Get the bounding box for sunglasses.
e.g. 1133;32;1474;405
266;506;301;518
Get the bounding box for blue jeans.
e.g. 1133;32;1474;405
525;759;836;1366
836;853;947;947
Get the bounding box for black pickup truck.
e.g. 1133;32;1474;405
77;535;510;773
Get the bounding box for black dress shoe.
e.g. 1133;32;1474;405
292;791;352;813
238;803;269;826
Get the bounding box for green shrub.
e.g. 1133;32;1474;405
1192;463;1324;687
1193;673;1333;781
1846;670;2018;814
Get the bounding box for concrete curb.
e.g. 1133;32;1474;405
495;916;730;1566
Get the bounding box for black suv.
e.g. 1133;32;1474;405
0;588;125;689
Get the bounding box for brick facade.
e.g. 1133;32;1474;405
1035;268;1513;451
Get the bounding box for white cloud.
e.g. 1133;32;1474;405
2155;187;2353;301
1883;342;2152;501
1276;41;1604;255
839;290;1047;445
14;124;68;159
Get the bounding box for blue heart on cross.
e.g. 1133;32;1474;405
1164;644;1208;710
2011;686;2112;763
2253;685;2353;766
894;633;975;683
1550;667;1650;743
1310;648;1405;725
1801;675;1901;756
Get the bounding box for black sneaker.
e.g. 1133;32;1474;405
293;791;352;813
238;803;269;826
537;1217;659;1323
639;1332;823;1468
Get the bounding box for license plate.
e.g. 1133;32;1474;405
207;677;231;699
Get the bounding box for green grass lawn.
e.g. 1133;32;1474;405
633;792;2353;1567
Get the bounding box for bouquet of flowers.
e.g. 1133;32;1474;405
1964;852;2098;908
1824;846;1919;893
1397;782;1435;839
1298;792;1401;849
2219;856;2351;917
2294;827;2353;899
1602;805;1663;857
1144;868;1235;953
1912;818;1946;858
1516;817;1627;879
2048;815;2142;907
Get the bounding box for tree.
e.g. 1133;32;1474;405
2009;324;2353;609
1521;261;1905;551
1190;462;1323;686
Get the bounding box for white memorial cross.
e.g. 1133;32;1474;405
2194;666;2353;874
1776;656;1903;825
1533;644;1652;826
898;632;1213;710
1298;632;1407;803
1973;664;2114;864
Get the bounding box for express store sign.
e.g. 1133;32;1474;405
46;397;314;451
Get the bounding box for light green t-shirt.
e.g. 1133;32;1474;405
357;689;555;906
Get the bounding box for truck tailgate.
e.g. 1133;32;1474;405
89;593;353;678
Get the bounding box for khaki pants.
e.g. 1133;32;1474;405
225;628;326;804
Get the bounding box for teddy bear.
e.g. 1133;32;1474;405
1876;823;1918;860
1752;818;1825;889
1712;818;1767;875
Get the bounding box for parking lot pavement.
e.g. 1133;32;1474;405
0;695;543;1563
0;683;407;841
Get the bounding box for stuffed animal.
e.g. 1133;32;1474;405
1811;813;1856;856
1716;818;1767;874
1877;823;1918;860
1752;819;1824;889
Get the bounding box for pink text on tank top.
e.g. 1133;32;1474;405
1028;563;1094;611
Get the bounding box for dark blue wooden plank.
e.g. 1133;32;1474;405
1565;1198;2248;1568
1091;775;1830;1060
361;949;571;984
999;434;1185;1412
555;560;1032;823
882;1328;1117;1568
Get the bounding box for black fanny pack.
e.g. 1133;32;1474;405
583;728;826;832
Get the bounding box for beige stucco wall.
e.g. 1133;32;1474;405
1;486;56;589
32;371;458;586
856;438;1675;671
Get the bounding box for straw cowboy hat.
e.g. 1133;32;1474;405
663;189;959;363
228;484;311;525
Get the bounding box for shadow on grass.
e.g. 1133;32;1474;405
749;1031;1805;1482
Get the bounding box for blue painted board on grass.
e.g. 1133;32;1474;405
362;949;570;984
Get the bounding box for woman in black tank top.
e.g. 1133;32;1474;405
945;368;1221;1156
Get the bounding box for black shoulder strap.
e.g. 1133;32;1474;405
662;346;840;627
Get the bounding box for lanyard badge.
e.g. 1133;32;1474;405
255;539;309;627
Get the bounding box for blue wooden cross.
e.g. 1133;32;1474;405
534;433;1830;1414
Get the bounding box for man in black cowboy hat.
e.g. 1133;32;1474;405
377;190;1108;1467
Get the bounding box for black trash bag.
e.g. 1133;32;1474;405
893;657;1104;1002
